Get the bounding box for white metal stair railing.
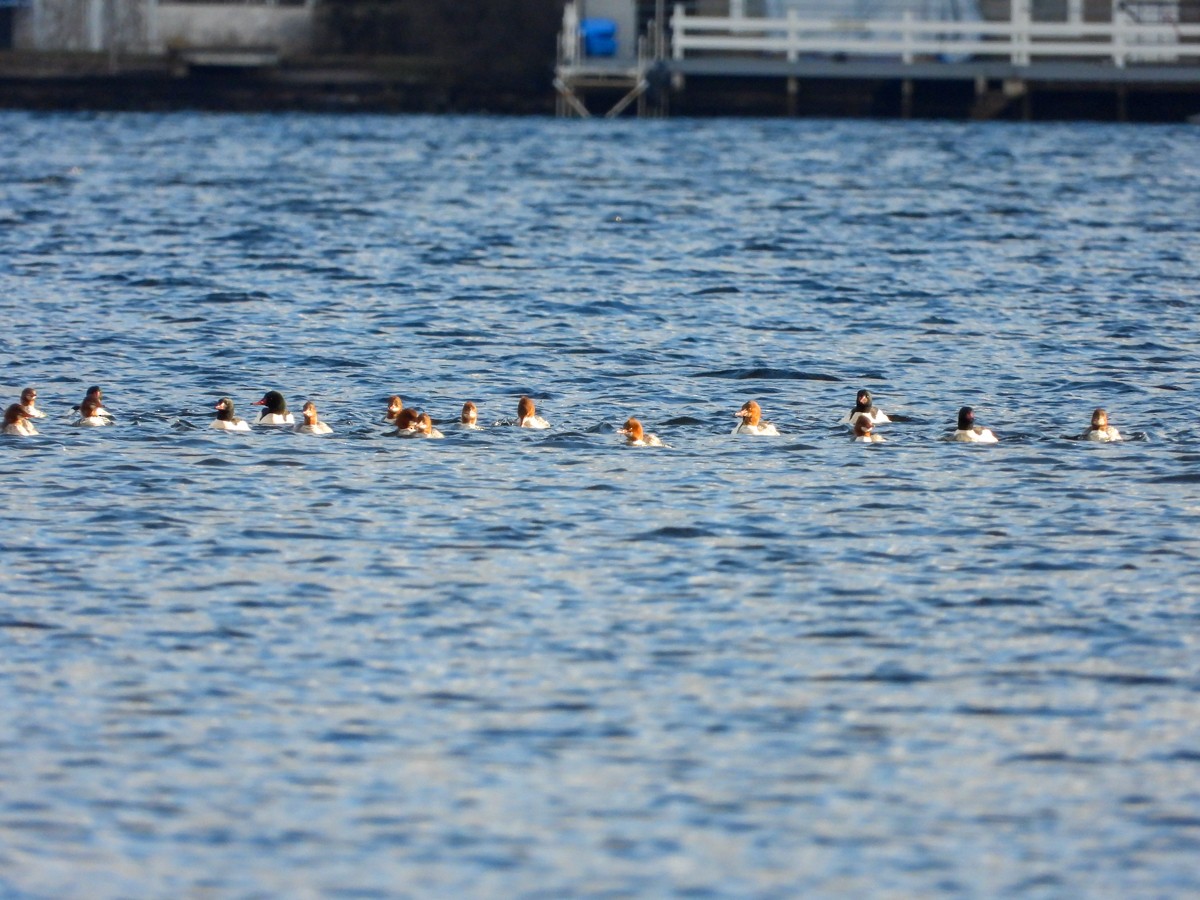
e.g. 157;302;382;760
559;0;583;68
670;3;1200;68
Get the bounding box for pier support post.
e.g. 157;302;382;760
787;76;798;116
901;79;914;118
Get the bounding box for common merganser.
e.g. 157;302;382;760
212;397;251;432
3;403;38;436
384;395;404;426
951;406;998;443
461;401;480;429
74;385;113;423
19;387;46;419
295;401;333;435
1082;408;1122;442
619;417;663;447
517;396;550;429
732;400;780;436
253;391;295;426
414;412;444;439
74;398;111;427
392;408;420;436
853;416;885;443
841;389;890;426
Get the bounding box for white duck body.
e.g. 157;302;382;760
842;408;891;426
1083;425;1122;442
952;427;998;443
212;418;251;432
732;421;780;436
295;421;333;435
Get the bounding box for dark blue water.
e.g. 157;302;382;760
1;111;1199;897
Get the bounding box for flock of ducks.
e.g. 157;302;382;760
4;386;1124;445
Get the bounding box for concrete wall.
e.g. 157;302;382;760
154;3;313;54
13;0;313;55
14;0;154;53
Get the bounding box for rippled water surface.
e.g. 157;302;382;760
2;111;1199;897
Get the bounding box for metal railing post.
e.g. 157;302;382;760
673;3;685;61
1012;0;1031;65
1112;0;1127;67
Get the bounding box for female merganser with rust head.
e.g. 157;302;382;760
461;401;480;429
383;395;404;426
74;398;111;427
1082;408;1122;442
517;396;550;429
4;403;38;436
19;387;46;419
253;390;294;426
951;406;998;443
619;417;663;447
392;407;420;436
853;416;885;443
841;389;890;426
295;401;333;435
74;385;113;422
212;397;251;432
414;412;445;439
732;400;780;436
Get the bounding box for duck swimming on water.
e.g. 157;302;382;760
852;416;885;443
3;403;38;436
619;417;663;447
732;400;779;436
950;406;998;443
75;398;111;427
19;388;46;420
461;401;480;429
74;386;113;423
414;412;444;439
516;396;550;429
392;407;420;436
384;395;404;426
254;391;295;426
1081;408;1122;442
295;401;333;435
212;397;251;432
841;389;890;427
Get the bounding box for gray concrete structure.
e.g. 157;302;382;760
10;0;315;57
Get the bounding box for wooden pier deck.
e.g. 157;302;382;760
555;1;1200;120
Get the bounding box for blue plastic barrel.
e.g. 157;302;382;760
580;18;618;57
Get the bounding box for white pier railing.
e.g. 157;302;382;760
671;4;1200;68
